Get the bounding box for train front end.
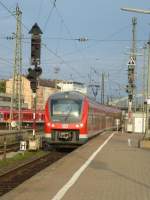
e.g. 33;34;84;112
44;92;88;147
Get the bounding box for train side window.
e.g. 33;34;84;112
13;113;18;120
28;113;33;120
0;112;3;121
23;113;27;120
41;114;44;120
5;113;9;120
38;113;44;121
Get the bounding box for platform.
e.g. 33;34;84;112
1;131;150;200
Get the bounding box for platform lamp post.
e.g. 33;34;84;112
121;7;150;145
28;23;43;138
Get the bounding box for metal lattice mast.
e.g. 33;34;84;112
144;40;150;138
10;5;22;130
126;17;137;122
142;44;147;111
131;17;137;61
131;17;137;111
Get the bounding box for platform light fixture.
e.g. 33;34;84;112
121;7;150;14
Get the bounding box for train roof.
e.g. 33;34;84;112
48;91;121;112
50;91;85;101
47;91;121;113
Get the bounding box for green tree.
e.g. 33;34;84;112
0;80;6;93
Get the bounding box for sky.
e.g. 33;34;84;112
0;0;150;101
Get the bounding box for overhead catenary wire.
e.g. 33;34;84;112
49;0;76;42
0;0;29;32
43;0;56;31
0;35;148;42
0;1;84;82
0;0;140;92
42;42;86;80
49;0;87;67
36;0;44;22
39;0;88;81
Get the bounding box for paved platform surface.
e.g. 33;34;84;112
1;132;150;200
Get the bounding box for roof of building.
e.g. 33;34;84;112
39;79;55;88
39;79;62;89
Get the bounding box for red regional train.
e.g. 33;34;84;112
0;108;44;129
44;91;122;147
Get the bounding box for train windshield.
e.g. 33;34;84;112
51;99;82;123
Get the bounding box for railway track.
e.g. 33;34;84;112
0;143;19;155
0;129;43;155
0;150;69;196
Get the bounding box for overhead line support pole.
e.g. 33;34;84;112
10;5;22;130
144;40;150;139
126;17;137;126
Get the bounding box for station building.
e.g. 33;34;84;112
4;76;87;110
5;76;59;110
0;93;28;109
57;81;87;94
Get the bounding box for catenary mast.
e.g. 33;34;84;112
126;17;137;123
10;5;22;130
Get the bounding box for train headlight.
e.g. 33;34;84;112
47;122;51;127
51;124;55;128
80;123;83;127
75;124;79;128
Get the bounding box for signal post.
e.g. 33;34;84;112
126;57;135;131
27;23;43;150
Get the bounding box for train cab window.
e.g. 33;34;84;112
51;99;82;123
